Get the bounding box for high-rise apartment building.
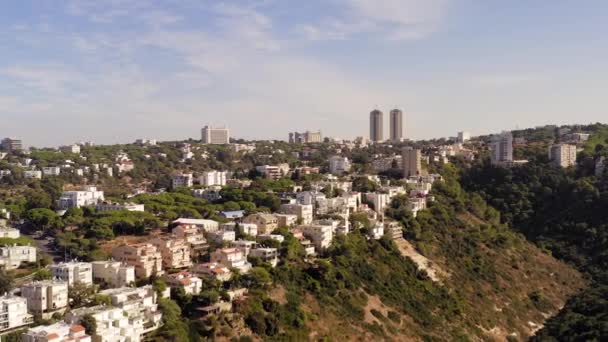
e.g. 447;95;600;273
201;125;230;144
369;109;384;142
549;143;577;168
402;147;422;178
490;131;514;165
389;109;403;142
457;131;470;143
289;131;322;143
1;138;22;152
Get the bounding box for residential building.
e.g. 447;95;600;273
402;147;422;178
24;170;42;179
221;222;258;236
22;322;91;342
549;143;577;168
365;193;391;215
172;218;219;233
172;173;193;189
0;227;20;239
42;167;61;176
1;138;22;152
57;186;105;209
191;262;232;282
457;131;470;143
389;109;403;142
299;224;333;250
112;243;164;278
150;237;192;269
162;271;202;295
490;131;514;166
279;203;313;225
199;170;227;186
91;261;135;288
96;201;145;212
59;144;81;154
20;280;69;314
372;156;402;172
65;306;137;342
255;164;290;180
288;131;322;144
328;156;351;175
219;210;245;220
408;197;427;218
173;224;208;258
369;109;384;142
384;221;403;240
208;230;236;244
250;248;278;267
257;234;285;243
0;295;33;332
230;240;257;256
50;262;93;286
243;213;278;234
210;248;252;274
274;214;298;227
201;125;230;144
0;245;36;270
370;221;384;240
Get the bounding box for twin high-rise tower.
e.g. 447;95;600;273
369;109;404;143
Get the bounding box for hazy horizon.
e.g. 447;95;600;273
2;1;608;147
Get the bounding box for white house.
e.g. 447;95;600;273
0;295;33;332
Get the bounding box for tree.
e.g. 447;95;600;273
69;284;96;307
80;314;97;335
0;270;13;294
155;298;190;341
34;268;52;281
25;208;62;232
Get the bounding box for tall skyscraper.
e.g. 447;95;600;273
201;125;230;144
402;147;422;178
369;109;384;142
389;109;403;142
490;131;513;165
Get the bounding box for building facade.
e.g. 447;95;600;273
20;280;69;314
0;295;33;332
50;262;93;286
389;109;403;142
112;244;164;279
549;143;577;168
490;131;514;165
91;261;135;288
402;147;422;178
369;109;384;142
201;125;230;144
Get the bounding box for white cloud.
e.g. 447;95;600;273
299;0;449;41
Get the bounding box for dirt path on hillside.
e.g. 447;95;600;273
394;238;448;283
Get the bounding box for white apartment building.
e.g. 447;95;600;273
408;197;427;218
24;170;42;179
221;222;258;236
150;237;192;269
172;173;193;189
96;202;145;212
42;167;61;176
173;224;208;258
549;143;577;168
59;144;81;154
0;227;20;238
208;230;236;244
162;271;202;295
457;131;471;143
20;280;69;314
91;261;135;288
99;285;162;334
57;186;105;209
172;218;219;233
211;248;252;274
255;164;290;180
370;221;384;240
299;224;333;250
491;131;514;165
201;125;230;144
230;240;258;256
23;322;91;342
191;262;232;282
0;295;33;332
250;248;278;267
274;214;298;227
0;245;36;270
328;156;351;175
279;203;314;225
50;262;93;286
112;243;164;279
402;147;422;178
199;170;227;186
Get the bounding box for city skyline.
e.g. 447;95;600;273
2;1;608;146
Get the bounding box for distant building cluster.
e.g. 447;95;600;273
289;131;322;144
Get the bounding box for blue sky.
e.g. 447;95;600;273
1;0;608;147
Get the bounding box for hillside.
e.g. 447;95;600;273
228;164;584;341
